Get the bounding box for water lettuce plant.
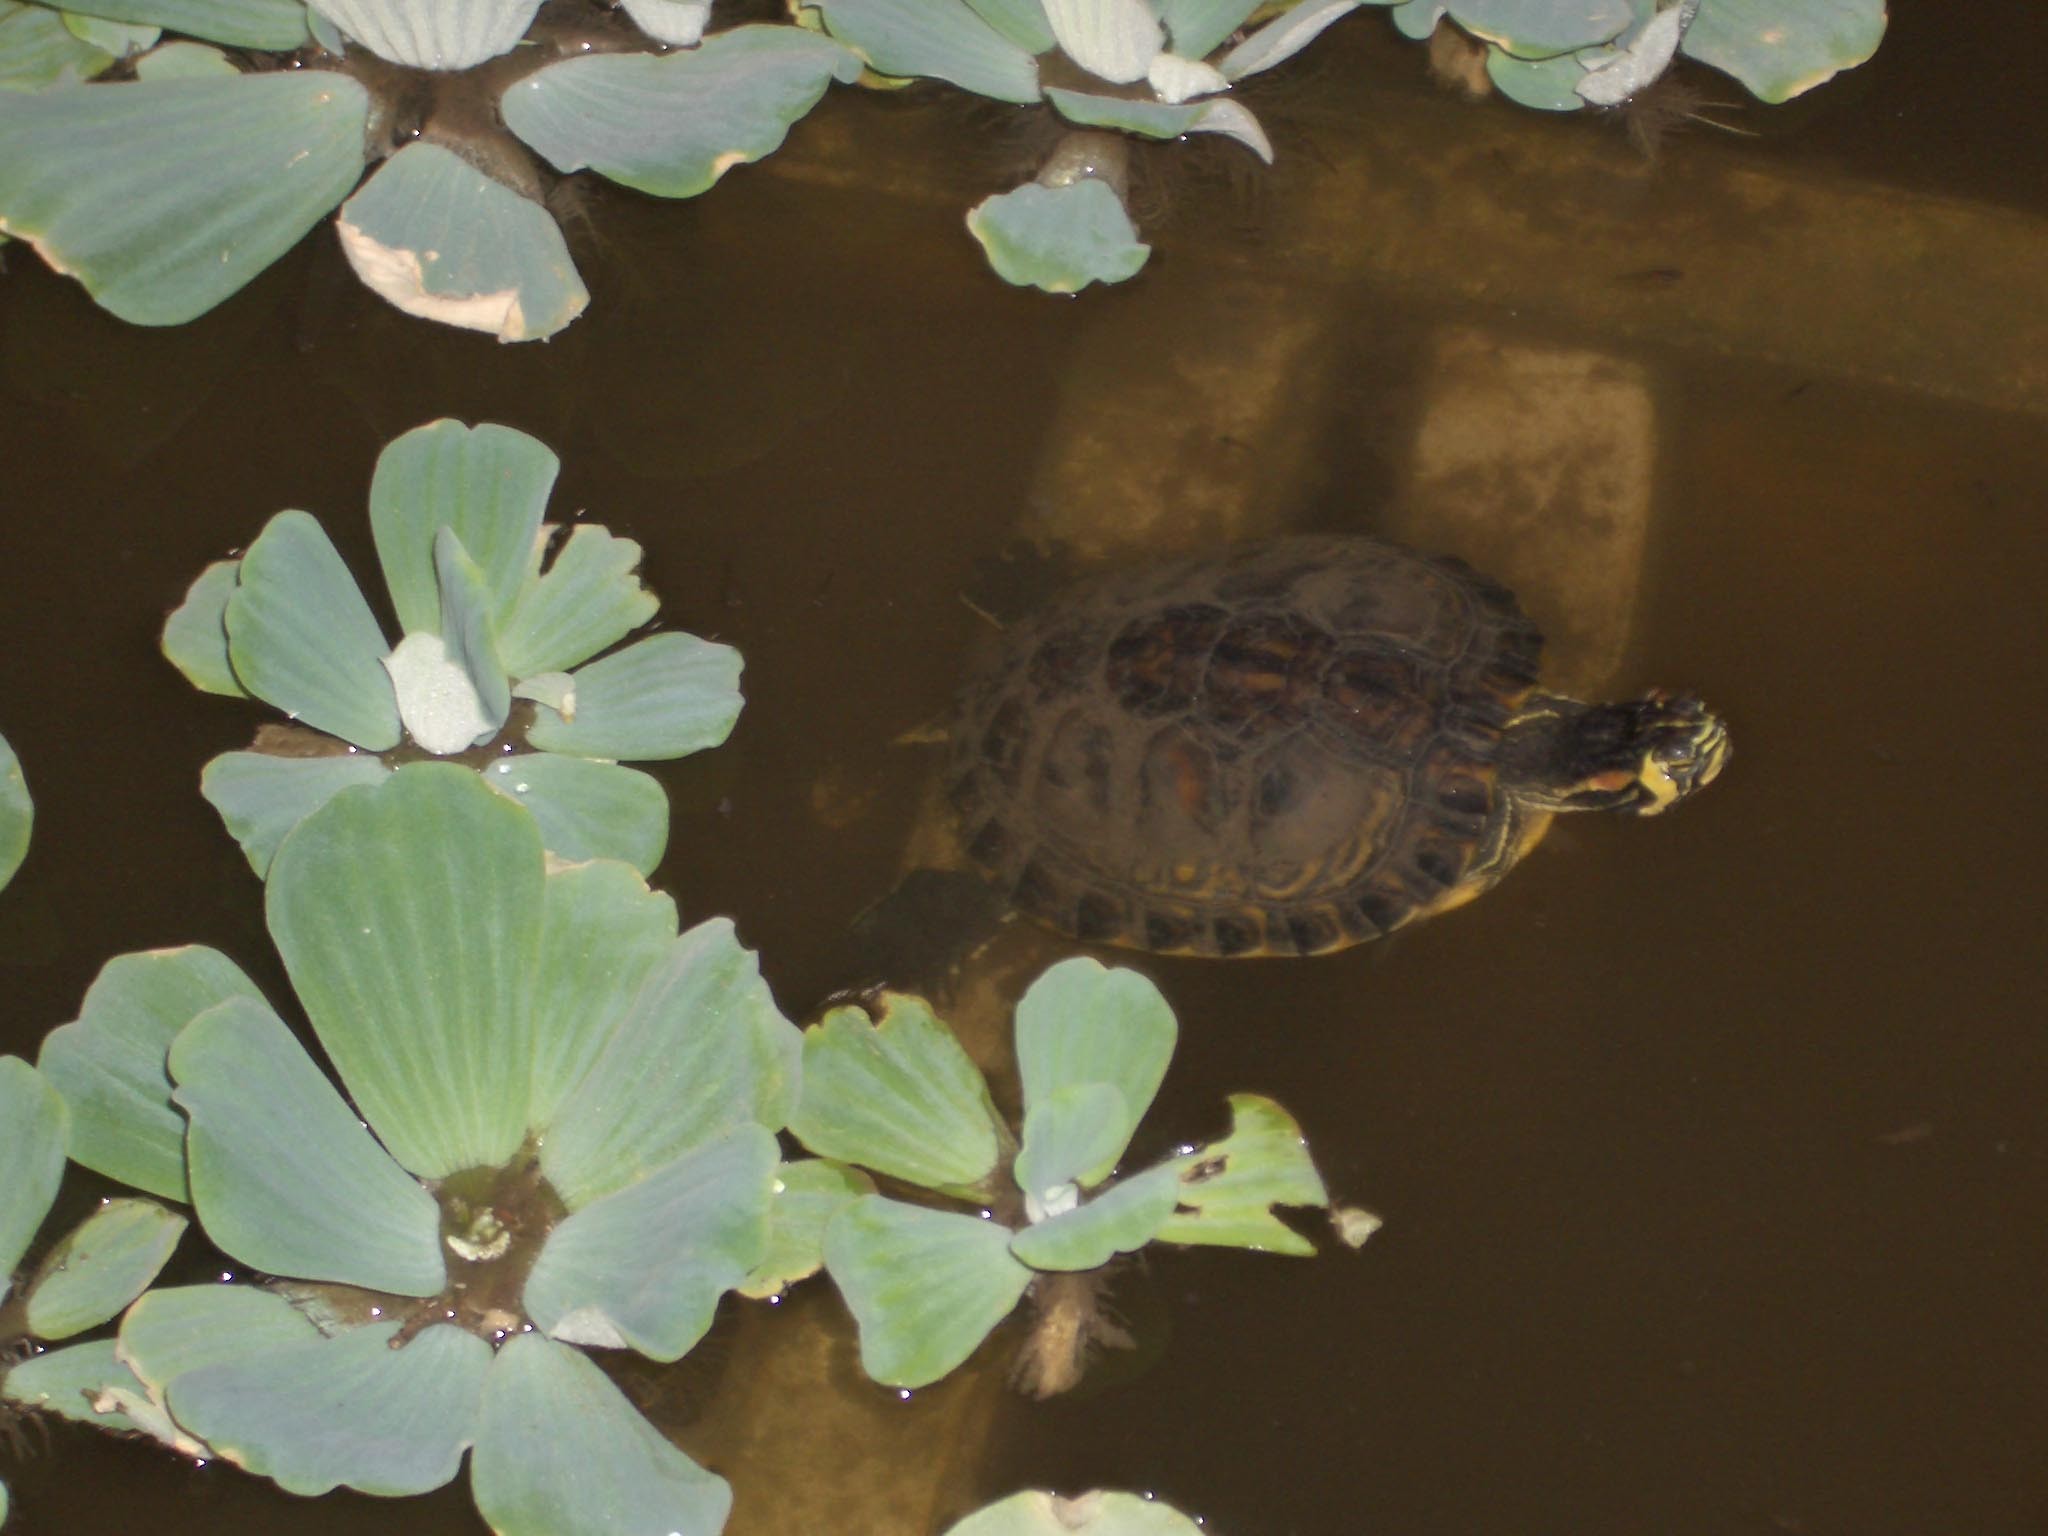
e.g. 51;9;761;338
0;0;858;338
0;1056;191;1525
1390;0;1886;110
788;957;1330;1393
161;418;742;879
17;762;807;1535
807;0;1365;291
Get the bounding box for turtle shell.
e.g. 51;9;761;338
946;535;1550;956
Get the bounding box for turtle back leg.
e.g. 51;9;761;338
1502;690;1730;815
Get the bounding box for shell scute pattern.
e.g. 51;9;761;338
949;536;1546;956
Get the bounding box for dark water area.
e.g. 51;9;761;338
1;4;2044;1533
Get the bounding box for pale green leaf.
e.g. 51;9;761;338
541;917;799;1210
161;558;249;698
57;0;310;50
962;0;1053;55
25;1199;187;1340
738;1158;874;1299
472;1333;731;1536
1390;0;1446;41
0;5;111;88
1449;0;1630;56
119;1283;321;1394
38;945;262;1201
787;994;1003;1195
823;1195;1032;1388
479;754;669;875
225;508;398;751
966;179;1149;293
0;728;27;893
170;996;446;1296
62;14;158;58
265;762;543;1179
1157;0;1261;59
943;1489;1207;1535
524;631;743;763
201;747;392;878
337;141;588;342
0;72;368;324
383;631;497;754
1013;1082;1128;1204
133;39;240;77
498;524;657;679
618;0;709;46
1014;958;1175;1186
503;27;861;200
433;527;509;733
369;418;558;639
1682;0;1883;103
808;0;1041;102
1483;44;1584;109
1041;0;1161;83
1154;1092;1328;1253
1;1340;153;1436
0;1057;67;1305
524;1124;777;1360
168;1321;488;1496
1008;1158;1182;1271
524;857;677;1128
308;0;538;68
1219;0;1359;77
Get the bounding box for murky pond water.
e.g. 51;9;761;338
2;5;2044;1533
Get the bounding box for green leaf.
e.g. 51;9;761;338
823;1195;1032;1388
133;39;240;77
524;1124;777;1361
226;509;398;751
307;0;538;69
498;524;658;680
0;1340;155;1436
120;1283;321;1394
1044;85;1272;159
1014;958;1174;1187
1682;0;1884;103
966;180;1150;294
168;1320;489;1497
265;762;544;1179
618;0;709;46
943;1489;1207;1535
808;0;1041;101
787;994;1003;1195
24;1198;187;1340
435;525;510;727
0;727;27;893
1154;1093;1328;1254
479;754;669;875
0;1057;66;1305
337;141;588;342
170;996;446;1296
472;1333;731;1536
0;5;112;89
0;72;368;325
738;1158;874;1299
524;631;744;763
368;419;557;639
62;14;159;56
1389;0;1446;41
58;0;311;50
1013;1082;1128;1205
201;748;392;878
161;559;249;698
541;917;799;1210
1157;0;1261;59
962;0;1054;55
524;858;677;1129
1219;0;1360;78
1448;0;1630;56
502;27;861;200
1007;1158;1182;1271
1041;0;1162;83
1482;43;1584;108
38;946;261;1201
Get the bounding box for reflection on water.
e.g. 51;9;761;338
2;10;2044;1534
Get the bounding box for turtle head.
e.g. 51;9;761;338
1528;690;1730;815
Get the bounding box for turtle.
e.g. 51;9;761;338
945;534;1729;957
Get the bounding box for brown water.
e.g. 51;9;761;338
2;5;2045;1533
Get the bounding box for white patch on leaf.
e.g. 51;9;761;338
1147;52;1227;104
384;632;497;754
